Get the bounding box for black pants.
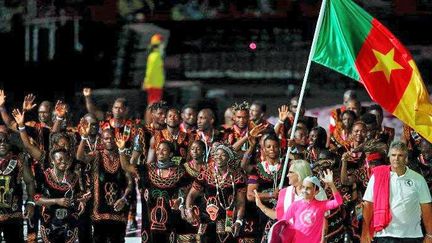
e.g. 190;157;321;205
0;220;24;243
374;237;423;243
78;204;93;243
93;221;127;243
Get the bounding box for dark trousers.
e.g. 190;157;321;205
93;221;127;243
374;237;423;243
0;220;24;243
78;204;93;243
26;205;40;243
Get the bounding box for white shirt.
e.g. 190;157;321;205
363;167;432;238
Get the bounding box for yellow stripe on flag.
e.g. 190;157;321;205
393;60;432;143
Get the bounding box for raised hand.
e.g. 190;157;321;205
83;88;92;97
55;100;67;118
115;132;126;149
254;190;264;208
12;109;25;126
249;123;268;138
278;105;290;122
320;169;334;185
22;94;37;112
0;90;6;107
78;118;90;137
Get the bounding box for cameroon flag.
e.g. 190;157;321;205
312;0;432;142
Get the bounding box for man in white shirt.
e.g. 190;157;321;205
361;141;432;243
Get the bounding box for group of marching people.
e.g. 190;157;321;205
0;87;431;243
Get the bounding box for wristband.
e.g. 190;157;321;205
56;116;64;121
118;148;126;153
235;219;243;226
426;234;432;239
26;200;36;206
18;126;26;131
81;136;89;141
277;119;284;124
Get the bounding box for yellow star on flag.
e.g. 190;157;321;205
369;48;404;82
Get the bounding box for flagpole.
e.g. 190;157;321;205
279;0;328;189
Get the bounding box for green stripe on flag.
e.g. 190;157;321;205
312;0;374;81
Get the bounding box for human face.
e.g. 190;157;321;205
38;104;52;123
350;124;366;143
308;130;318;146
182;108;197;126
52;151;72;172
152;108;167;126
197;110;213;132
346;100;361;116
294;129;308;146
156;143;172;162
233;110;249;129
0;133;10;156
112;101;127;119
264;139;279;160
342;113;355;130
301;180;317;200
166;109;181;128
287;165;300;186
249;104;263;123
389;148;408;172
365;123;379;140
369;110;383;127
419;139;432;161
190;142;204;161
214;149;229;170
102;130;114;150
290;99;305;116
57;137;70;151
85;116;99;135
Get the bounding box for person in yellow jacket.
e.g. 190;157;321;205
142;33;165;105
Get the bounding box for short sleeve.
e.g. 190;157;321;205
247;166;259;185
363;175;375;202
417;175;432;204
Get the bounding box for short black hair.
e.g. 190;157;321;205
149;101;168;112
114;97;128;107
158;140;174;154
263;133;279;145
340;110;357;121
181;104;197;113
361;113;377;126
368;104;383;116
251;100;267;113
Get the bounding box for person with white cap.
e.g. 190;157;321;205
266;169;343;243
